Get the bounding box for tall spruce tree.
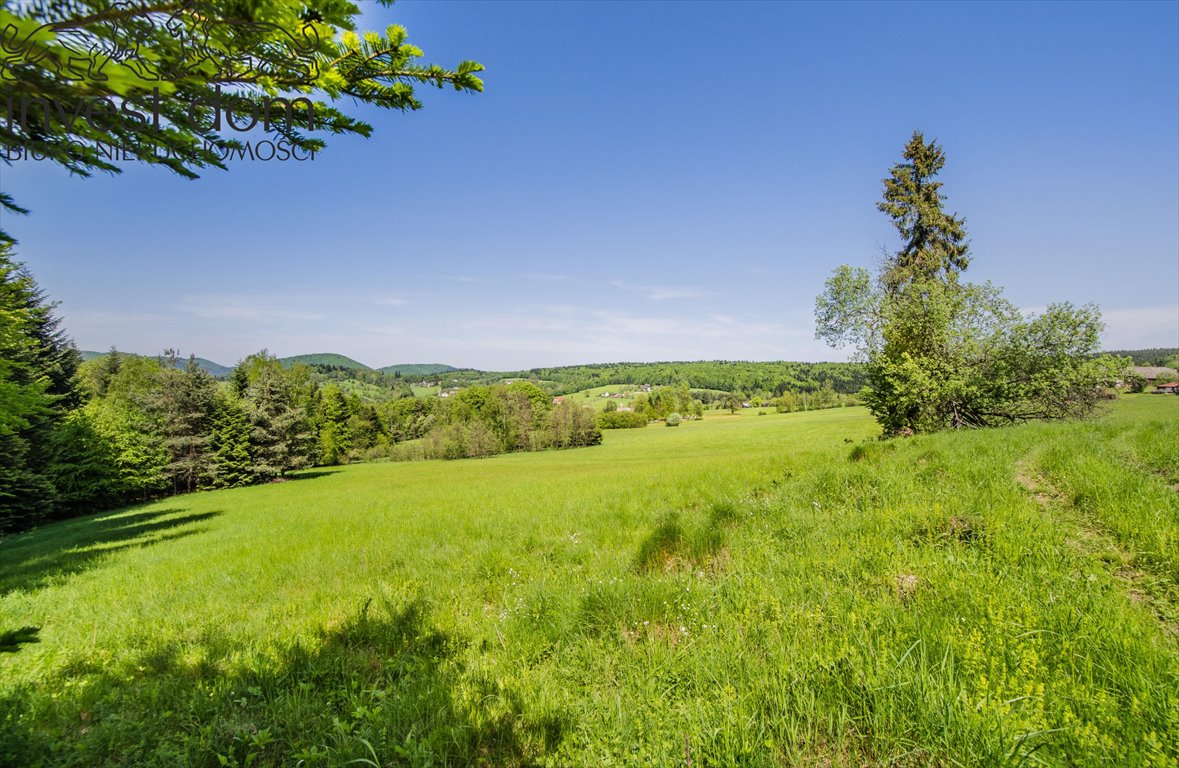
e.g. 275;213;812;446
94;347;123;398
877;131;970;292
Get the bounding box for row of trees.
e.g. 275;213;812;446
410;360;867;398
598;382;856;421
77;350;328;500
628;386;704;420
410;384;601;460
1105;348;1179;368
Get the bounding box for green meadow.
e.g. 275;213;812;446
565;385;643;412
2;397;1177;767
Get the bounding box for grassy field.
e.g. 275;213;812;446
565;384;644;411
1;397;1176;767
564;384;751;413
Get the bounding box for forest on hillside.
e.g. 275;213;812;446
1105;348;1179;367
411;360;869;397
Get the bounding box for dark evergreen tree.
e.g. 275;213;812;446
877;131;970;291
230;363;250;398
0;244;80;531
208;391;255;489
151;353;218;493
242;354;313;479
94;347;123;398
44;411;123;513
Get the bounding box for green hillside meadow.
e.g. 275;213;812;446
1;397;1177;767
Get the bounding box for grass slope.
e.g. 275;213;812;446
565;384;645;411
1;398;1177;767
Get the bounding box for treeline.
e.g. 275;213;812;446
397;383;601;460
411;360;867;397
4;344;607;532
1105;348;1179;368
768;383;855;412
10;348;351;530
544;361;867;395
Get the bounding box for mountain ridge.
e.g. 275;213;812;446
79;350;234;378
80;351;461;379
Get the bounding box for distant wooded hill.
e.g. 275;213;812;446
1104;348;1179;367
79;350;234;378
81;352;457;380
277;353;371;370
431;361;867;395
379;363;459;376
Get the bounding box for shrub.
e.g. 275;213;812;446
666;413;682;427
598;411;649;429
1122;371;1147;393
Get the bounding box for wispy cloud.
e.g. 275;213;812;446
399;305;819;366
527;303;577;314
180;295;325;323
610;280;706;301
588;310;792;341
1100;305;1179;349
373;297;411;307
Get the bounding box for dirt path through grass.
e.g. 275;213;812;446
1015;457;1179;635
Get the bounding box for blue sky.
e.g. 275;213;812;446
2;0;1177;369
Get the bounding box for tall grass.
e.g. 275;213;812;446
1;398;1176;767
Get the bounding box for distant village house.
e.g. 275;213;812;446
1130;366;1179;385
